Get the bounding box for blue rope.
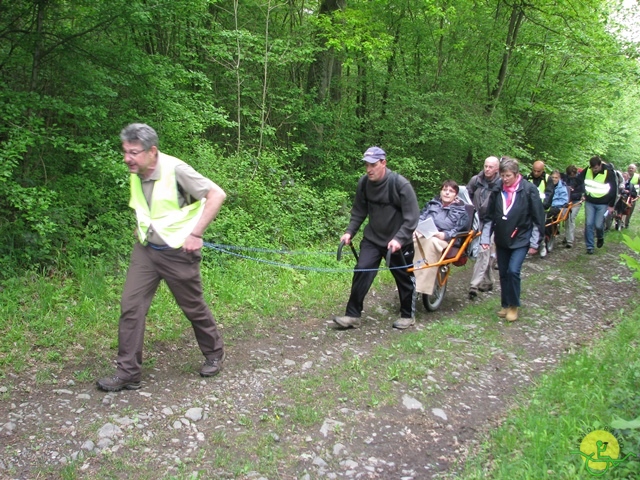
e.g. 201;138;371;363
204;242;414;273
205;242;336;256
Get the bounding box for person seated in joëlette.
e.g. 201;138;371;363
413;180;469;295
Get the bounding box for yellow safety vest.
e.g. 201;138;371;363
129;153;205;248
584;168;611;199
536;174;549;201
631;172;640;186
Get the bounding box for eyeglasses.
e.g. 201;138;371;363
123;149;147;157
441;188;457;194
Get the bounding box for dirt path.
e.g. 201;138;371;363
1;231;636;479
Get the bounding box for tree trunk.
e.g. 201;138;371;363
29;0;47;93
306;0;345;103
486;1;525;113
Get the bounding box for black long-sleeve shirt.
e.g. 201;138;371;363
346;169;420;248
576;164;618;207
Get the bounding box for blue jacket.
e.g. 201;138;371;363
550;179;569;208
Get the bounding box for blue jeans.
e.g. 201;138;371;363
496;246;528;308
584;201;607;249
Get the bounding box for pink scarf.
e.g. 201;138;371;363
502;174;522;207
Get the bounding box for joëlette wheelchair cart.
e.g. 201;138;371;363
336;187;479;313
408;201;478;311
543;202;577;252
614;194;637;231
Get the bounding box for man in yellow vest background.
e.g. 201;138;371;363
576;155;617;254
97;123;227;391
525;160;554;256
526;160;554;207
626;164;639;228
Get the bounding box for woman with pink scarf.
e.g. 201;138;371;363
479;157;545;322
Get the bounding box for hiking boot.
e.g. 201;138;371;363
333;316;362;329
200;352;226;377
597;237;604;248
478;284;493;292
468;287;478;299
96;375;141;392
565;243;572;249
497;308;508;318
586;249;594;255
505;307;519;322
393;317;415;330
539;243;547;257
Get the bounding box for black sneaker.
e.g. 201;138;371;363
201;352;226;377
468;288;478;299
96;375;141;392
586;249;594;255
597;238;604;248
478;284;493;292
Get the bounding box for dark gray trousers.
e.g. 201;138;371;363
345;238;415;319
116;242;224;381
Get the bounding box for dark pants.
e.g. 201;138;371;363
116;242;224;381
544;207;561;240
496;245;528;308
626;199;636;228
345;238;416;319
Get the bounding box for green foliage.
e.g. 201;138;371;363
459;307;640;479
0;0;639;276
190;144;351;250
621;235;640;280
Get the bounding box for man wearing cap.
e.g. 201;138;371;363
333;146;420;330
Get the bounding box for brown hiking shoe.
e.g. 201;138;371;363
333;316;362;329
96;375;141;392
497;308;508;318
505;307;519;322
393;317;415;330
200;352;226;377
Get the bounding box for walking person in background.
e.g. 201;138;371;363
625;164;639;228
467;156;501;299
562;165;584;248
525;160;554;257
615;171;638;230
541;169;569;250
480;157;545;322
97;123;227;392
526;160;554;207
576;155;617;254
333;146;420;330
